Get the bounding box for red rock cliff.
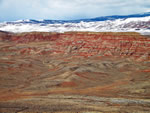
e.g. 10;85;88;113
1;32;150;60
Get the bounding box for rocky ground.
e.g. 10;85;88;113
0;31;150;112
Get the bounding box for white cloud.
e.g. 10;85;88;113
0;0;150;22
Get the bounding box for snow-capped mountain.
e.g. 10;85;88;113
0;12;150;34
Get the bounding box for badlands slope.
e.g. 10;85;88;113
0;31;150;112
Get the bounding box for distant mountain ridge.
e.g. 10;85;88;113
4;12;150;24
0;12;150;34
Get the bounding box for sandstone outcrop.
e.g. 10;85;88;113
1;32;150;60
0;31;150;112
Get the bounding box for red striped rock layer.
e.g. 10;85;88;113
1;32;150;60
57;32;150;59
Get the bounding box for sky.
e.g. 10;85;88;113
0;0;150;22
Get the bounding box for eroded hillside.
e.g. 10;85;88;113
0;31;150;112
